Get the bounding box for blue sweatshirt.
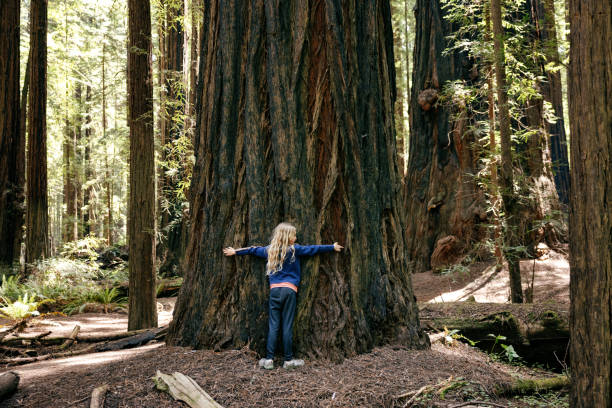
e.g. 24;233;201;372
235;244;335;290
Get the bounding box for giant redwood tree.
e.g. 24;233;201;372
127;0;157;330
404;0;488;273
167;0;429;360
0;0;23;269
568;0;611;405
26;0;49;266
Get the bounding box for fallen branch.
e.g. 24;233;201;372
1;344;97;366
450;401;506;408
2;327;158;347
153;370;223;408
0;371;19;401
0;319;29;341
397;377;454;408
90;384;109;408
59;325;80;350
0;345;37;357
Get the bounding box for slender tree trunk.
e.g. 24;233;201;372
0;0;23;269
568;0;612;405
484;3;503;266
74;84;82;238
83;85;92;236
490;0;522;303
405;0;487;272
102;44;112;246
25;0;49;267
403;0;411;169
167;0;429;360
127;0;157;330
62;85;79;243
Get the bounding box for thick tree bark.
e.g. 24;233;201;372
167;0;429;360
568;0;612;406
491;0;522;303
0;0;23;269
127;0;157;330
404;0;487;272
528;0;570;205
25;0;49;266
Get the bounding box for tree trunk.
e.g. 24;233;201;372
491;0;522;303
102;44;112;246
0;0;23;269
404;0;487;273
166;0;429;360
568;0;612;405
83;85;93;237
127;0;157;330
158;0;186;276
62;85;79;243
528;0;570;205
25;0;49;267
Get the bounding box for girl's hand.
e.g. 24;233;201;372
333;242;344;252
223;247;236;256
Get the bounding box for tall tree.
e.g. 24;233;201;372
158;0;186;275
404;0;488;273
491;0;523;303
0;0;23;269
25;0;49;266
568;0;611;405
528;0;570;205
83;85;93;237
127;0;157;330
62;85;79;243
166;0;429;360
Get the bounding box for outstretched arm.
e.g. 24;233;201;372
294;242;343;256
223;246;268;258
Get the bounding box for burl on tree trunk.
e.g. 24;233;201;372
166;0;429;360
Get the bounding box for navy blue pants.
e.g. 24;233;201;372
266;287;297;361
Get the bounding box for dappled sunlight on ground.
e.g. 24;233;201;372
412;250;569;304
2;297;176;339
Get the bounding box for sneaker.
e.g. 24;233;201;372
282;359;305;369
258;358;274;370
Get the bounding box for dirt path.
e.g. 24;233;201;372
412;249;569;303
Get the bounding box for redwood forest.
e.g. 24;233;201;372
0;0;609;407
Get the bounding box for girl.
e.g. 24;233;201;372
223;222;343;369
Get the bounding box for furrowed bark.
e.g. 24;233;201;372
25;0;49;267
127;0;157;330
404;0;488;272
167;0;429;360
568;0;612;405
0;0;23;269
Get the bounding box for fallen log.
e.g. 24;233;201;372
93;326;166;352
495;376;569;397
0;326;166;367
420;302;569;370
153;371;223;408
0;371;19;400
0;344;97;366
59;325;80;350
90;384;109;408
2;327;164;347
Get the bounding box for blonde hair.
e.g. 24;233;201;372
266;222;296;275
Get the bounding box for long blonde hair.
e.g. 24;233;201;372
266;223;296;275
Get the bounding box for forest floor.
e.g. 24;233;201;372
1;249;570;407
